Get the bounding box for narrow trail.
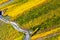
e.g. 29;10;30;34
10;22;30;40
0;17;30;40
0;0;30;40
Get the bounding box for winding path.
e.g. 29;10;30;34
0;0;30;40
0;17;30;40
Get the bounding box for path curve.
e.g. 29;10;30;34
0;17;30;40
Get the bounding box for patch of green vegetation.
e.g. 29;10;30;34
16;0;60;25
30;7;60;34
0;21;24;40
31;15;60;36
10;0;29;5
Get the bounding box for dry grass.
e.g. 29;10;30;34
31;27;60;40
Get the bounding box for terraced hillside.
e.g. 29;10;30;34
0;0;60;40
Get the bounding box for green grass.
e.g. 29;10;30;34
31;7;60;35
16;0;60;26
0;21;24;40
0;0;60;40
